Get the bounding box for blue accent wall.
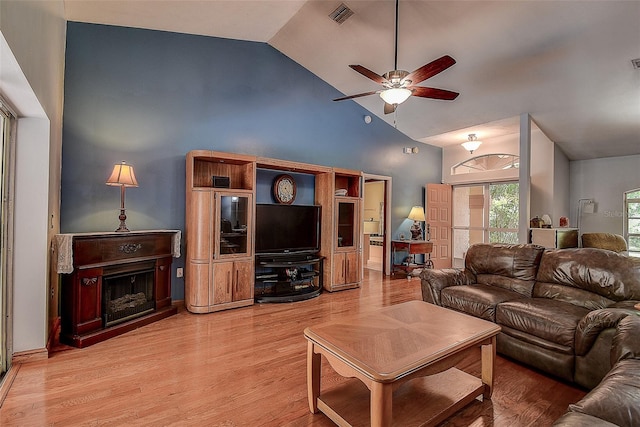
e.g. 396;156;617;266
255;169;316;205
62;22;442;299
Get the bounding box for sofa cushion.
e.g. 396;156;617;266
441;284;523;321
534;281;614;311
465;243;545;297
536;248;640;302
496;298;589;348
553;412;618;426
568;359;640;427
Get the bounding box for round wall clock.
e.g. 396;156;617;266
273;174;297;204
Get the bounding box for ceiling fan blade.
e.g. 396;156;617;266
333;91;379;101
410;86;459;100
384;102;396;115
404;55;456;85
349;65;389;85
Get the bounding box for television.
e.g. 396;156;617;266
255;204;321;255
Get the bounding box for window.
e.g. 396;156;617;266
625;189;640;257
453;182;519;266
452;154;519;175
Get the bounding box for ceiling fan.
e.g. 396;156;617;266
333;0;459;114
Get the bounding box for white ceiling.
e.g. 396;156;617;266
63;0;640;160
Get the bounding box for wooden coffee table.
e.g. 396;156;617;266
304;300;501;426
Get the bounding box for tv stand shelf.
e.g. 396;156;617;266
255;254;323;303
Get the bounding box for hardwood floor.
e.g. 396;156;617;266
0;269;585;426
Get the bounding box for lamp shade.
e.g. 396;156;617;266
461;140;482;153
408;206;425;222
462;134;482;154
379;88;412;105
106;161;139;187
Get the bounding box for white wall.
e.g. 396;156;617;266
530;127;570;226
530;128;554;221
364;181;384;223
0;0;66;353
553;144;570;226
570;154;640;235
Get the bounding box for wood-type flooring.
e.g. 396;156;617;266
0;269;586;426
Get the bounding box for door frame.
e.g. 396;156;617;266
363;173;392;276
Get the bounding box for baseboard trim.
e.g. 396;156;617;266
0;363;21;408
12;348;48;364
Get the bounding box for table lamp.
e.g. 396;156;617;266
408;206;425;240
106;161;138;232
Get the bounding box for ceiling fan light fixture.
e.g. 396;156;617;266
380;88;412;105
462;134;482;153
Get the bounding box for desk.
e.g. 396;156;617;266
392;240;433;277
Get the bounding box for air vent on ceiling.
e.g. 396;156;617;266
329;3;354;24
632;58;640;70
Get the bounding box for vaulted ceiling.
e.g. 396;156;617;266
64;0;640;160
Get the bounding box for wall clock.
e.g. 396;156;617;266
273;174;296;204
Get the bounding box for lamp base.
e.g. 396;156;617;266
115;209;131;232
410;222;422;240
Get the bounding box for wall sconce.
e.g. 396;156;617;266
462;134;482;154
403;147;419;154
106;161;139;232
407;206;425;240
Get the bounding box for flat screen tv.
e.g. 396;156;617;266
255;204;321;255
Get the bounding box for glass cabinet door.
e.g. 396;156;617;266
336;200;357;249
217;194;251;257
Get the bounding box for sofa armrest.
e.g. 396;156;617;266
419;268;474;306
575;308;637;356
611;314;640;363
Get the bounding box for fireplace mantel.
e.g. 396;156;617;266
55;230;180;348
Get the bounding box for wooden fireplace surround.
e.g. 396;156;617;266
55;230;180;348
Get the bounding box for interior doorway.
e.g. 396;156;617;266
363;174;392;275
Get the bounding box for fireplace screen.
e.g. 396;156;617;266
103;262;155;327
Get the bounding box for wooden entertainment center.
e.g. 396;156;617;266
184;150;363;313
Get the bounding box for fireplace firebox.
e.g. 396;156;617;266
102;261;156;327
56;230;180;348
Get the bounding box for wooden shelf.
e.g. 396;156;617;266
317;368;483;427
188;150;256;190
256;157;332;174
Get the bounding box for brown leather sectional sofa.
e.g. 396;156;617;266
553;315;640;426
420;243;640;390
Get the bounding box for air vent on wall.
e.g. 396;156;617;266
329;3;354;24
632;58;640;70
